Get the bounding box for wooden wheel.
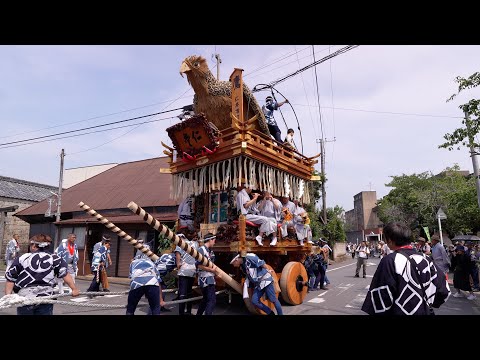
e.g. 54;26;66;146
280;261;308;305
242;264;279;315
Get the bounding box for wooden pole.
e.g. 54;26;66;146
78;202;159;261
127;201;243;294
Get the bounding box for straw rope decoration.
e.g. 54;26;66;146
127;201;243;294
78;201;159;261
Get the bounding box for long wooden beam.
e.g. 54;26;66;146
127;201;242;294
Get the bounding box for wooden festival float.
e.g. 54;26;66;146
158;65;320;313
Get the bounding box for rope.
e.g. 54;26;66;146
0;290;229;310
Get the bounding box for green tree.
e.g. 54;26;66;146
378;166;480;237
440;72;480;152
317;205;346;243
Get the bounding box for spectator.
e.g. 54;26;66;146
362;222;450;315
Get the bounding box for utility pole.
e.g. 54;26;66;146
54;149;65;249
316;138;327;224
215;53;222;80
465;111;480;208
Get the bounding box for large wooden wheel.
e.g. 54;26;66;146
280;261;308;305
242;264;280;315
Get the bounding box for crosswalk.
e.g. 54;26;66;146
0;276;5;283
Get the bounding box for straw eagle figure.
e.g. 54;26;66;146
180;55;270;135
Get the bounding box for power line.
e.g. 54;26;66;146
312;45;325;141
291;103;463;119
70;85;195;156
253;45;359;92
0;107;185;147
0;94;193;140
0;115;177;150
295;45;318;140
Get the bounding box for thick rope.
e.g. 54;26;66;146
0;290;228;310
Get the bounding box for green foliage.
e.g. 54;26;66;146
440;72;480;151
377;166;480;237
157;225;175;253
317;205;346;243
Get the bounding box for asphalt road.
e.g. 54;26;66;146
1;256;479;315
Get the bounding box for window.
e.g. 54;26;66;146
209;191;228;224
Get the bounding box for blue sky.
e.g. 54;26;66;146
1;45;479;211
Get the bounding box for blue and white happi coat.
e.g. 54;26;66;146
241;253;272;290
154;253;177;280
91;246;108;272
175;240;198;277
197;245;216;288
56;242;79;272
129;257;161;290
5;251;68;297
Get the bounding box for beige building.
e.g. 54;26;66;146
63;163;118;188
345;191;383;244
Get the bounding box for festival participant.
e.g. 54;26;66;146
5;234;79;315
230;252;283;315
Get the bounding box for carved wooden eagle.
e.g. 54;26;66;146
180;55;270;135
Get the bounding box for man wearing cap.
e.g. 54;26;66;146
127;253;166;315
5;234;80;315
262;96;288;143
175;233;198;315
230;252;283;315
196;233;217;315
236;183;277;246
362;222;450;315
86;239;111;296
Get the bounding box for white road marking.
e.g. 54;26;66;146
317;292;327;297
345;293;368;309
70;297;91;303
308;297;325;303
103;294;122;298
325;263;355;272
0;276;5;282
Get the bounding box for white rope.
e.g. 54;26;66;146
0;289;228;310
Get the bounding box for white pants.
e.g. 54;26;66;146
246;214;277;236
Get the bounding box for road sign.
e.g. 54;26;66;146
437;208;447;220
